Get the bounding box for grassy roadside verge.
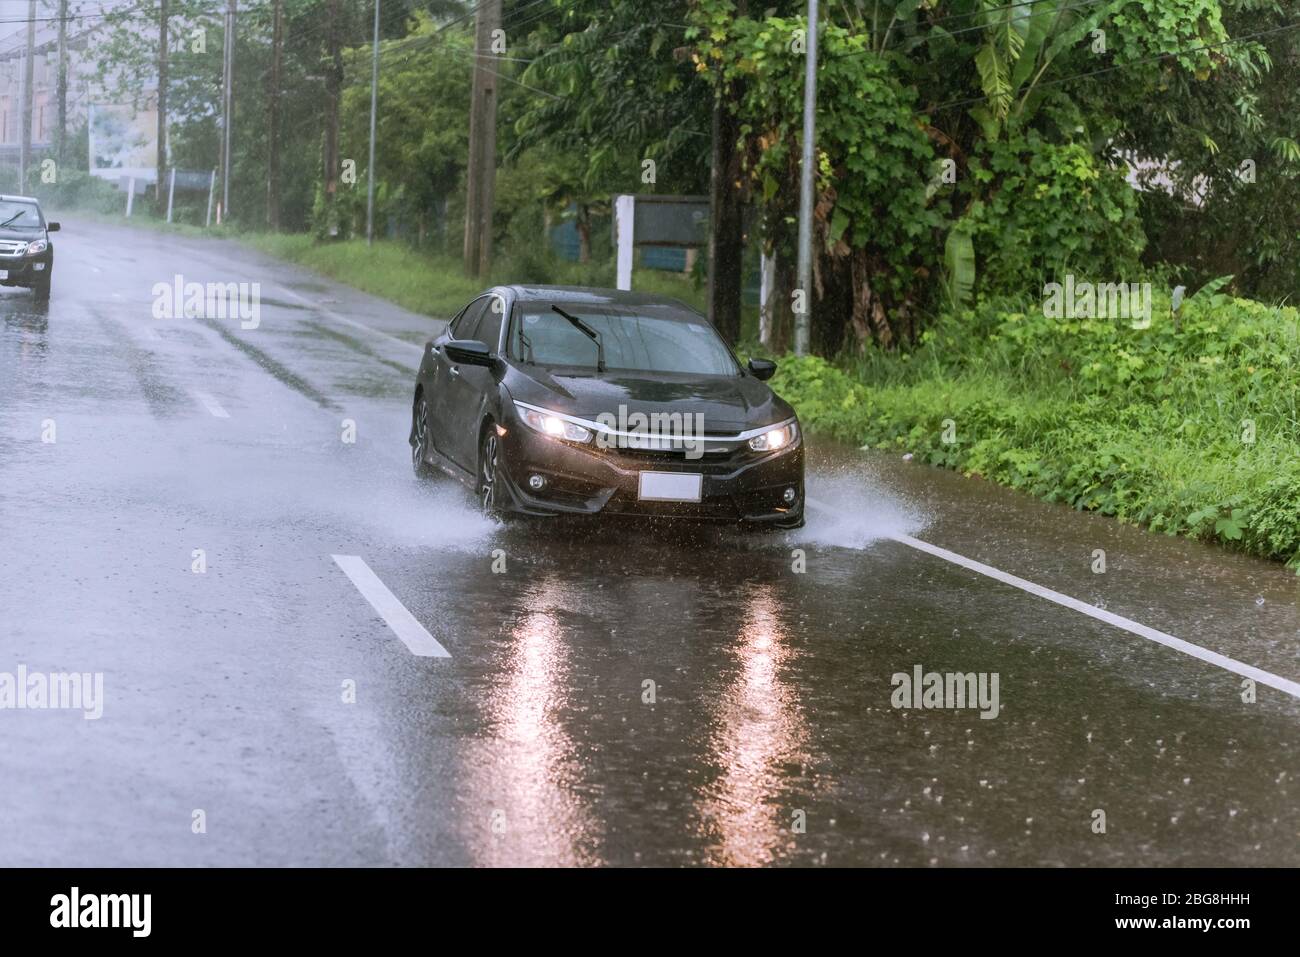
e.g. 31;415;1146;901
242;233;710;319
771;292;1300;570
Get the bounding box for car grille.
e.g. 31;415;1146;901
599;441;756;474
0;240;28;257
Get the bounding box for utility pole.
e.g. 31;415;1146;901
157;0;169;216
794;0;818;356
20;0;36;190
322;0;343;238
221;0;236;220
267;0;282;230
366;0;380;245
56;0;67;170
463;0;501;277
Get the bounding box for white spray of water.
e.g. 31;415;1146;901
335;474;498;549
794;469;929;550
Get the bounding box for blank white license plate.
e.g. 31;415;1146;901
638;471;702;503
0;270;8;280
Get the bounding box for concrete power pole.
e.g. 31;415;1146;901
366;0;380;246
463;0;501;277
794;0;818;356
221;0;236;220
157;0;169;215
56;0;67;170
321;0;342;238
267;0;282;230
20;0;36;190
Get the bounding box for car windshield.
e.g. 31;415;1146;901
510;303;739;375
0;201;42;228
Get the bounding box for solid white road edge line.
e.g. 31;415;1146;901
331;554;451;658
193;391;230;418
805;498;1300;699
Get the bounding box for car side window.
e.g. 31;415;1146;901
452;297;490;341
446;303;470;338
477;296;506;353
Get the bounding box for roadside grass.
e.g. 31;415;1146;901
772;292;1300;569
242;233;710;319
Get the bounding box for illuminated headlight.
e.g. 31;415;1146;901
515;403;593;443
748;421;799;452
25;240;47;255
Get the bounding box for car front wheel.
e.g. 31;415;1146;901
411;395;436;481
479;429;501;515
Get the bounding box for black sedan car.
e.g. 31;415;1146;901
410;285;804;528
0;195;57;301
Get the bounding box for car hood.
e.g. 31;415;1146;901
0;226;44;241
503;366;795;432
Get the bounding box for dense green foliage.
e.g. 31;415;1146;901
963;131;1148;295
772;291;1300;567
693;0;1295;349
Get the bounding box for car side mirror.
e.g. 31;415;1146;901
748;358;777;381
444;339;494;367
46;222;60;232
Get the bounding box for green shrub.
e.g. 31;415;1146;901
772;292;1300;569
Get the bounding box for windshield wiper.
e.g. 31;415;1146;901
0;212;26;228
551;305;605;372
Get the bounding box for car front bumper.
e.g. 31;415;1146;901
495;420;805;526
0;254;50;286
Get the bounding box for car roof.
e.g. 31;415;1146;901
0;195;40;204
499;284;699;312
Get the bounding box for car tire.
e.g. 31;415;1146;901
479;428;502;516
32;274;50;302
411;394;437;481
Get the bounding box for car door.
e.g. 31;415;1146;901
429;297;488;468
445;293;507;468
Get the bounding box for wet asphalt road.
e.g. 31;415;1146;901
1;215;1297;867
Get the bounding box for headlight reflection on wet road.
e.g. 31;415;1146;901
699;584;810;867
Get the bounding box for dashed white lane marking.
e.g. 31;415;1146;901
278;285;424;358
806;498;1300;699
331;554;451;658
193;391;230;418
